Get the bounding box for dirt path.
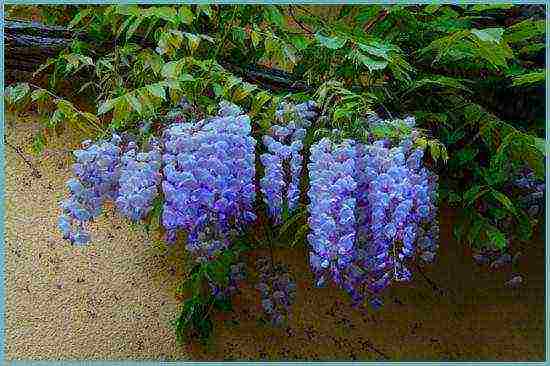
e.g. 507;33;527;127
4;116;545;360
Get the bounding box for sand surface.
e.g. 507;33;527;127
4;115;545;361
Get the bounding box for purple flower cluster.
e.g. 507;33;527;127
307;126;439;307
415;169;439;264
307;138;358;288
161;101;257;261
255;257;297;326
260;123;306;224
512;166;545;218
116;137;162;221
58;134;122;245
355;139;438;293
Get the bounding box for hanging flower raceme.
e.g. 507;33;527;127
511;166;545;218
307;137;358;288
161;101;257;262
259;100;317;224
58;134;123;245
260;122;306;224
306;117;439;308
116;137;163;221
255;257;297;326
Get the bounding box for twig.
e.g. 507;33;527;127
201;296;217;323
364;9;389;33
414;262;445;296
363;339;390;360
4;137;42;178
378;101;394;120
288;5;314;35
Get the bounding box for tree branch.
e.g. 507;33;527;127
5;19;311;92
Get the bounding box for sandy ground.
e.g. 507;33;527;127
4;114;546;361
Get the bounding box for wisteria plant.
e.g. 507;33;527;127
55;96;443;342
4;4;544;344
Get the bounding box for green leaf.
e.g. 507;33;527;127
355;51;388;71
184;32;201;54
471;28;504;44
116;4;141;17
448;191;462;205
469;35;512;70
424;5;442;14
56;100;76;116
448;129;465;144
48;109;64;129
490;189;516;216
315;33;346;50
32;132;46;155
511;71;545;87
250;90;272;117
453;221;465;242
357;40;392;60
518;43;545;56
455;147;478;165
282;44;297;66
68;8;91;28
471;4;513;12
466;216;483;246
417;29;470;65
233;82;257;102
178;6;195;24
117;15;135;39
532;137;547;156
97;97;118;115
515;208;533;242
250;30;261;48
428;141;440;161
5;83;30;105
196;317;213;341
30;88;49;103
32;58;56;78
125;16;144;41
147;83;166;100
265;5;284;27
291;224;309;248
155;6;179;24
354;5;383;23
231;28;246;47
463;185;488;206
212;83;224;98
81;112;100;127
291;34;310;50
485;225;507;250
161;60;181;79
157;30;184;56
265;36;279;55
278;208;307;238
205;262;228;288
505;19;545;44
406;75;471;95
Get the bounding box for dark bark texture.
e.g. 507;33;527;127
4;19;309;92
